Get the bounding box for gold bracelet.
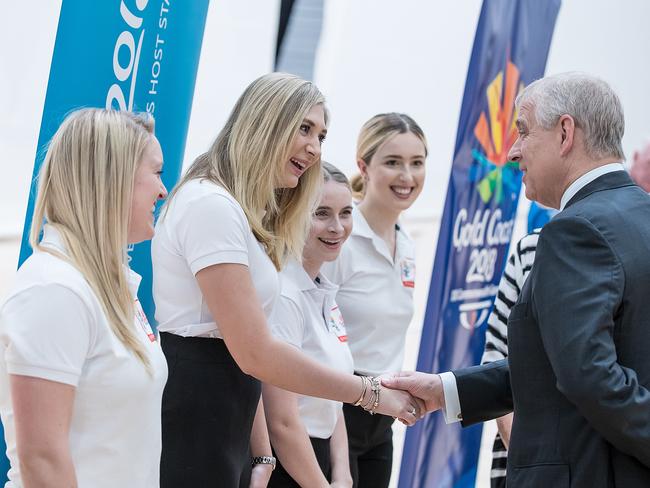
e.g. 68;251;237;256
353;375;368;407
362;377;381;415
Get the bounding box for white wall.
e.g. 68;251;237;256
2;1;650;237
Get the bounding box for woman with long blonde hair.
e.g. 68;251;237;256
152;73;421;488
323;113;428;488
0;108;168;487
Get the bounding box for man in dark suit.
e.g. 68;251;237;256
384;72;650;486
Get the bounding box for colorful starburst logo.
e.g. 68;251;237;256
471;61;523;204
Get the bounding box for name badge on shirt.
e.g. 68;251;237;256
400;257;415;288
328;305;348;343
135;299;156;342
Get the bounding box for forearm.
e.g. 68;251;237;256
243;336;361;405
20;449;77;488
249;398;273;488
455;360;513;426
329;411;352;485
250;398;272;457
268;417;329;487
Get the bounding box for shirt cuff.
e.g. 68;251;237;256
439;371;462;424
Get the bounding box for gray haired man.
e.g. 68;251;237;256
385;72;650;487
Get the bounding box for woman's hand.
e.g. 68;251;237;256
374;384;424;426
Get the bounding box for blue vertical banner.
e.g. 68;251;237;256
399;1;560;487
5;0;209;482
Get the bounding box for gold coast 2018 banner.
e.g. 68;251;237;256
400;1;561;487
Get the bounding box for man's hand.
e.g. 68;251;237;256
381;371;444;413
496;412;514;449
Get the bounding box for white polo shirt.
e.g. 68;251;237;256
0;225;167;488
152;179;280;337
270;259;354;439
322;206;415;376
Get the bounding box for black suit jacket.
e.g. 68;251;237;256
455;171;650;487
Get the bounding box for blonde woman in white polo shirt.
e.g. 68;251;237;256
264;162;355;488
0;108;169;488
323;113;427;488
152;74;421;488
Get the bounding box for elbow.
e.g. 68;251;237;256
232;342;269;379
266;416;296;444
18;443;71;482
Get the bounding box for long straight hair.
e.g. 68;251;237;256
30;108;154;370
169;72;327;269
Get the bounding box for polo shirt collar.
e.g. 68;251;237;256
283;258;338;295
352;206;406;264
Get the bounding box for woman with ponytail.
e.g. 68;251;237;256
323;113;428;488
0;108;168;487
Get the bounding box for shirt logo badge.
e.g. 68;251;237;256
135;299;156;342
400;258;416;288
329;305;348;343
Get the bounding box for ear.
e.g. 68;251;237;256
357;158;369;177
558;114;576;157
633;150;640;164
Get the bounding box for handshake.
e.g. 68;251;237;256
374;372;444;426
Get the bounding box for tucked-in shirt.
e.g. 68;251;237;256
322;206;415;376
270;259;354;438
0;225;168;488
152;179;280;337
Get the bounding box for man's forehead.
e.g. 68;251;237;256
515;102;535;127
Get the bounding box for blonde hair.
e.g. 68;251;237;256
322;161;350;189
30;108;155;370
170;72;326;269
351;113;428;200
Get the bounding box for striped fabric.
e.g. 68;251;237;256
481;229;540;486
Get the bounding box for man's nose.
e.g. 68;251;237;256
508;138;522;163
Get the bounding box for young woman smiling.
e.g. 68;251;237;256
152;75;422;488
323;113;428;488
264;163;355;488
0;109;168;488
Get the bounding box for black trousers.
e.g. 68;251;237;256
343;403;394;488
268;437;331;487
159;332;261;488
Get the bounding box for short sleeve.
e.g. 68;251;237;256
268;296;304;348
0;284;93;386
174;193;250;275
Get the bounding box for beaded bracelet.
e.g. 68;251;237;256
360;376;381;415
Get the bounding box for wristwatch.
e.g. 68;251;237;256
252;455;276;471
